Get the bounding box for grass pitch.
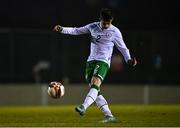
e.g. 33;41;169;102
0;105;180;127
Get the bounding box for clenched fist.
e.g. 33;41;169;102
53;25;63;32
128;58;137;67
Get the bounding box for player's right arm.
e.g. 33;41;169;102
53;24;90;35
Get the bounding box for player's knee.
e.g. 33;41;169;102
91;76;102;87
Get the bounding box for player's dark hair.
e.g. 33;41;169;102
100;8;113;21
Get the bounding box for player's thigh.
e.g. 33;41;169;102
85;61;96;83
91;76;102;87
92;61;109;84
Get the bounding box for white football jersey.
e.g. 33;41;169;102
61;22;131;67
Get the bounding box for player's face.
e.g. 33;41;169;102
100;19;113;29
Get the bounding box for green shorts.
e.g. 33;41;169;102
85;60;109;83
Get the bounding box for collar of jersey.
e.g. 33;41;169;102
98;22;112;31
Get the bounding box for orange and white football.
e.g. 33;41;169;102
47;82;65;99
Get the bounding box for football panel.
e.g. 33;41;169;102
59;85;65;97
48;87;57;98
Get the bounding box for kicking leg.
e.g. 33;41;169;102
75;76;101;116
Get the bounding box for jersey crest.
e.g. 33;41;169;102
106;32;112;38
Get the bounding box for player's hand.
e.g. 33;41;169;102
128;58;137;67
53;25;63;32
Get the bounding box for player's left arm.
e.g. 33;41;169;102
114;31;137;67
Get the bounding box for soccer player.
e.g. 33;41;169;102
53;8;137;123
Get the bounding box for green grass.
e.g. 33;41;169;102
0;105;180;127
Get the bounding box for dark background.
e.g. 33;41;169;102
0;0;179;84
